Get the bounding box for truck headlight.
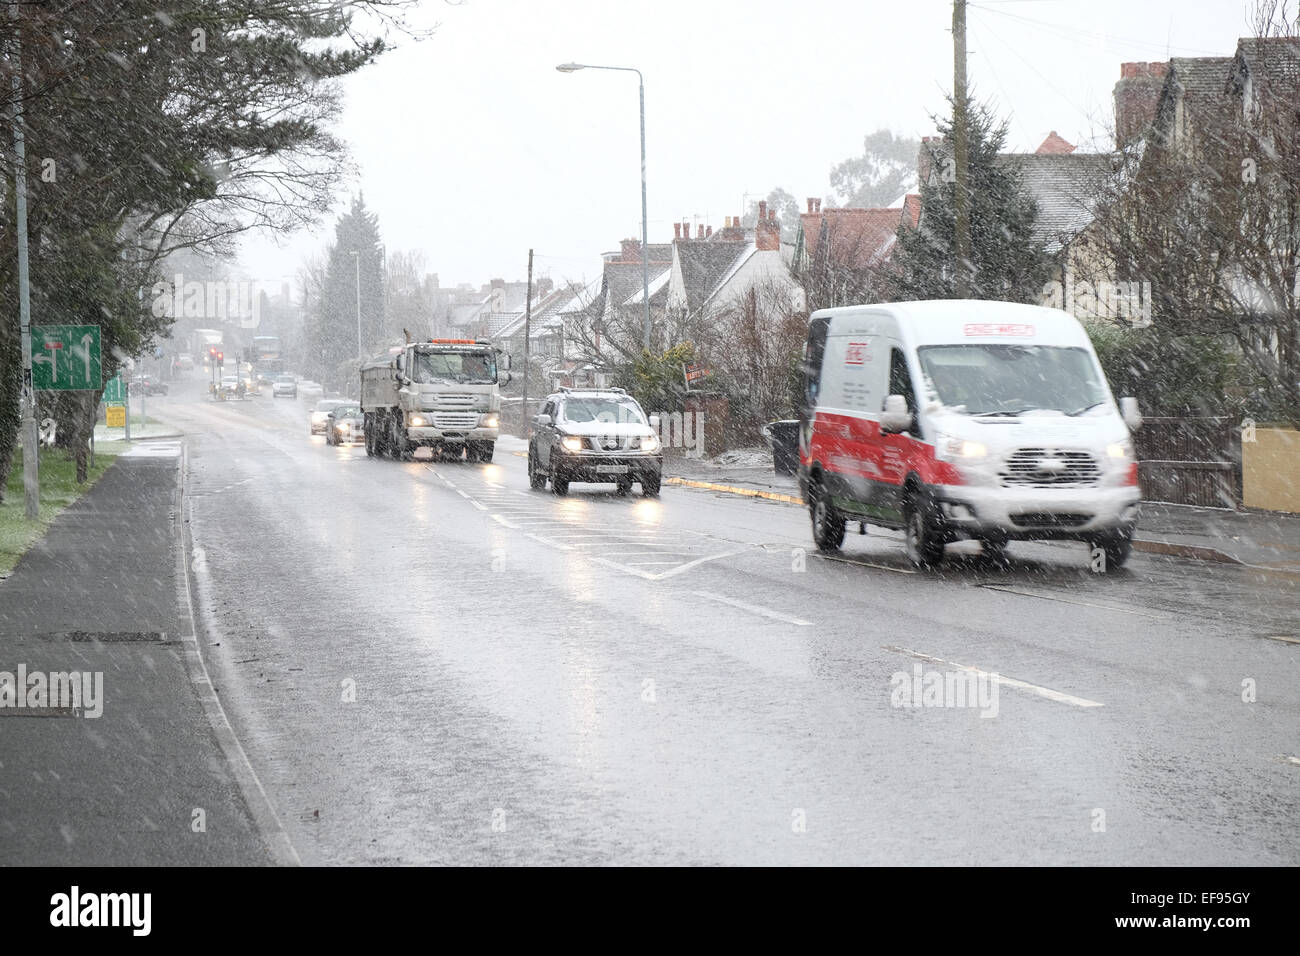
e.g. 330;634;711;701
409;414;426;427
561;436;583;453
481;414;499;428
1106;440;1133;459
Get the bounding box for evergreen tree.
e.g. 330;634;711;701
320;196;384;391
890;102;1052;303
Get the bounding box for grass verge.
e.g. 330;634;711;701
0;446;120;577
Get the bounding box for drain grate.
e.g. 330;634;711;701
35;631;166;643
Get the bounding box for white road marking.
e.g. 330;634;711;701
455;488;470;499
491;514;520;529
470;500;487;511
526;533;573;551
884;646;1105;708
691;590;814;626
815;553;918;574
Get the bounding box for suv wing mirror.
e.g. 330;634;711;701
535;413;552;426
880;394;913;434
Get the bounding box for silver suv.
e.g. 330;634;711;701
528;388;663;496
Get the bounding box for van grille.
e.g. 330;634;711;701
1000;448;1100;487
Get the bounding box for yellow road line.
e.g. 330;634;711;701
664;476;803;506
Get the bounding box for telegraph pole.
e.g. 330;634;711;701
953;0;971;297
11;2;38;518
520;248;533;438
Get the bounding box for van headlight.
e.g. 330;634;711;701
937;435;987;460
1107;440;1133;459
561;436;584;453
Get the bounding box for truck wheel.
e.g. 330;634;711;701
364;417;376;457
641;471;661;498
391;418;411;461
478;442;494;464
528;449;547;489
809;480;845;551
904;491;945;568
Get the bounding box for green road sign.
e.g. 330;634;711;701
32;325;101;391
102;373;125;403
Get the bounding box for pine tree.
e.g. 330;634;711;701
890;102;1052;303
320;195;385;391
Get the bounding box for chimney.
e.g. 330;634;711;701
697;224;705;239
674;222;681;240
758;200;768;223
620;238;641;262
807;197;817;214
537;276;554;296
490;277;505;290
705;225;712;238
917;135;944;188
756;210;780;252
724;216;732;228
1114;61;1169;148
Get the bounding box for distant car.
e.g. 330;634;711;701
528;388;662;496
131;375;168;397
325;403;364;446
272;375;297;398
298;380;323;401
310;399;346;435
175;355;194;372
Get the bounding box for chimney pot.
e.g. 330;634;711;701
758;200;767;222
674;223;681;239
705;225;712;238
695;224;702;239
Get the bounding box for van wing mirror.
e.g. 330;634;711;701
1120;396;1142;431
880;394;913;434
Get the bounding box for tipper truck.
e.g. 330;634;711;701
360;338;511;461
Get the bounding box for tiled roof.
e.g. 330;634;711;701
996;152;1116;253
675;241;751;313
799;207;908;270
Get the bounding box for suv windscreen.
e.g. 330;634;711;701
332;405;360;418
412;351;496;385
560;397;647;426
917;345;1107;416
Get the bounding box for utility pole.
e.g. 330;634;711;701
521;248;533;439
10;2;38;518
953;0;971;297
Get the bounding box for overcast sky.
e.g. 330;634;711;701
239;0;1261;294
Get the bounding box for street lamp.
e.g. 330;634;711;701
349;250;361;356
557;61;650;351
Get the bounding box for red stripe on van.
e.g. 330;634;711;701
806;412;964;486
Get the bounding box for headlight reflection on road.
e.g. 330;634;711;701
633;498;663;526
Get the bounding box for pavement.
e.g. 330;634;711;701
662;449;1300;571
0;440;276;865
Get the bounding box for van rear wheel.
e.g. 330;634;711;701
810;483;845;552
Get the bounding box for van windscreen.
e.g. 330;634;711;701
917;345;1107;416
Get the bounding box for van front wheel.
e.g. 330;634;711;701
810;485;845;552
904;492;945;568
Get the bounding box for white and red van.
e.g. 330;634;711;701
798;300;1143;569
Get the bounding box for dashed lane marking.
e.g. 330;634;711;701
691;590;814;626
884;646;1105;708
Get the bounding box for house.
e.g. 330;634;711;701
791;195;921;274
665;201;805;330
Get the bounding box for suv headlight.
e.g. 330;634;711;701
561;436;584;453
641;433;659;453
936;434;987;461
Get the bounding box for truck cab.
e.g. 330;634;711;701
360;339;510;462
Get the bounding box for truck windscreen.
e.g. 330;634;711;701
412;351;496;385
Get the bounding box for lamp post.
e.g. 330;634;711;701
556;61;650;351
349;250;361;356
